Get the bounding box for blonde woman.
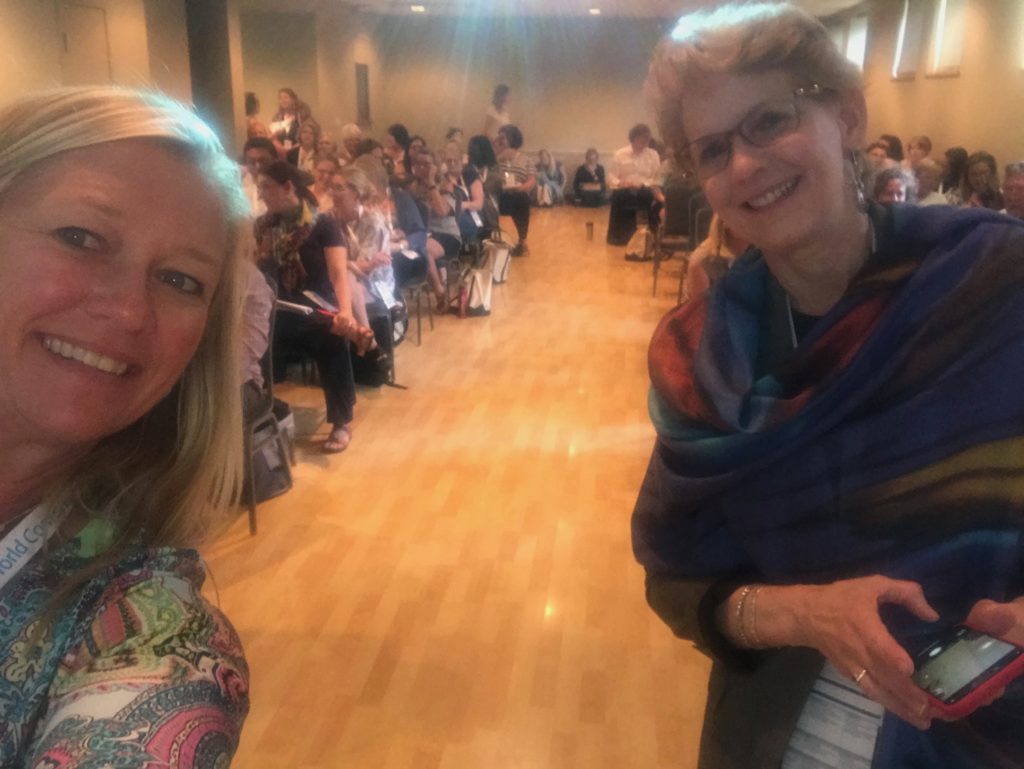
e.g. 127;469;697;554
0;87;249;766
680;213;748;302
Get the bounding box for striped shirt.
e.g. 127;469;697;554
498;151;535;186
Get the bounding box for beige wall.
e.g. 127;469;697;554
368;15;665;156
862;0;1024;168
240;11;319;131
314;6;384;142
0;0;192;106
144;0;192;101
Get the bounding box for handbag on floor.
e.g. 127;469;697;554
486;238;512;284
459;245;496;317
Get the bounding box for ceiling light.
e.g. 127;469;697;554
411;4;426;11
589;7;601;14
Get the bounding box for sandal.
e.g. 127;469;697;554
323;425;352;453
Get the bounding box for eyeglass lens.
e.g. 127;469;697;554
690;99;801;179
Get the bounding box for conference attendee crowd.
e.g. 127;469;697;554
241;85;1024;460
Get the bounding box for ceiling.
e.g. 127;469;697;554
235;0;867;19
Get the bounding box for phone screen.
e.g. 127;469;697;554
912;626;1022;704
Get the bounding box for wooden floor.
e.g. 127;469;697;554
204;206;710;769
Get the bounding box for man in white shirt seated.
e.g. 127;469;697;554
606;123;662;255
1002;162;1024;220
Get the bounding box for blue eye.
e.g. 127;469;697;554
157;270;204;298
54;226;103;250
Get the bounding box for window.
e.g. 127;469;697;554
926;0;965;76
893;0;928;79
845;14;869;70
825;13;869;71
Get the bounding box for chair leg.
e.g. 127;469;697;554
247;449;258;536
426;285;435;331
415;287;423;346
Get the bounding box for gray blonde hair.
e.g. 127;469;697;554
0;86;249;550
646;2;862;168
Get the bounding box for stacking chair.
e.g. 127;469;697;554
400;277;435;346
678;205;715;303
652;181;700;297
244;303;294;535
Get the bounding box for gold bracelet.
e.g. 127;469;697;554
734;585;753;648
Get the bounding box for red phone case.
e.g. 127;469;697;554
922;624;1024;720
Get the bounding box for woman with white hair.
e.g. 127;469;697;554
633;4;1024;767
0;87;249;766
340;123;363;163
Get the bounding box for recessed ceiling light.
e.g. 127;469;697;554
589;8;601;15
411;4;426;11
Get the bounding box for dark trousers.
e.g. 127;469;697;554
606;187;661;245
498;189;531;242
273;312;355;426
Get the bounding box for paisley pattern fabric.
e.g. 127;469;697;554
0;523;248;768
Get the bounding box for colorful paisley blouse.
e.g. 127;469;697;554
0;524;249;768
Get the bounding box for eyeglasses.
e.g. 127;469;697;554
684;84;830;180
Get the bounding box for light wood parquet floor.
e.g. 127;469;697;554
204;206;710;768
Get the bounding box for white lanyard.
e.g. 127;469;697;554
0;504;68;593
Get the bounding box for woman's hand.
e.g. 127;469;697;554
329;312;357;339
372;251;392;268
731;577;940;729
330;312;374;354
966;597;1024;647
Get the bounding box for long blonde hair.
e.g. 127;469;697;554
0;87;249;549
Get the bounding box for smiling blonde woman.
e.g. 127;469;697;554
0;87;249;767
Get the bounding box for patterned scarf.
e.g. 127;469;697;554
254;200;317;299
633;204;1024;764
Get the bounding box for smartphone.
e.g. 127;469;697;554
911;624;1024;719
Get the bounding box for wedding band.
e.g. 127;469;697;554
854;668;868;684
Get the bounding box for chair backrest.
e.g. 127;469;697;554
693;206;714;246
663;183;700;237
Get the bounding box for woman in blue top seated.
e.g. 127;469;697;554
632;4;1024;768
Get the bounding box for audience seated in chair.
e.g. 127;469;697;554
408;148;462;309
873;166;917;204
494;124;536;256
1003;161;1024;220
681;213;749;303
914;158;947;206
573;148;607;207
255;160;374;454
534;149;565;207
606;123;662;252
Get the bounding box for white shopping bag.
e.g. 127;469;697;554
486;238;512;284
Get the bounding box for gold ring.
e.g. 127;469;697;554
854;668;868;684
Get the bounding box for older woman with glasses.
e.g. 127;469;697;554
632;4;1024;768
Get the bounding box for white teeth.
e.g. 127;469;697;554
749;179;797;209
42;336;129;376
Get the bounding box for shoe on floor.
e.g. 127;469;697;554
624;252;643;262
511;242;529;257
324;425;351;453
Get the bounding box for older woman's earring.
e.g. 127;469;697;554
850;151;868;210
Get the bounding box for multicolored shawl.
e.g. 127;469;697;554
254;199;317;298
632;204;1024;765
